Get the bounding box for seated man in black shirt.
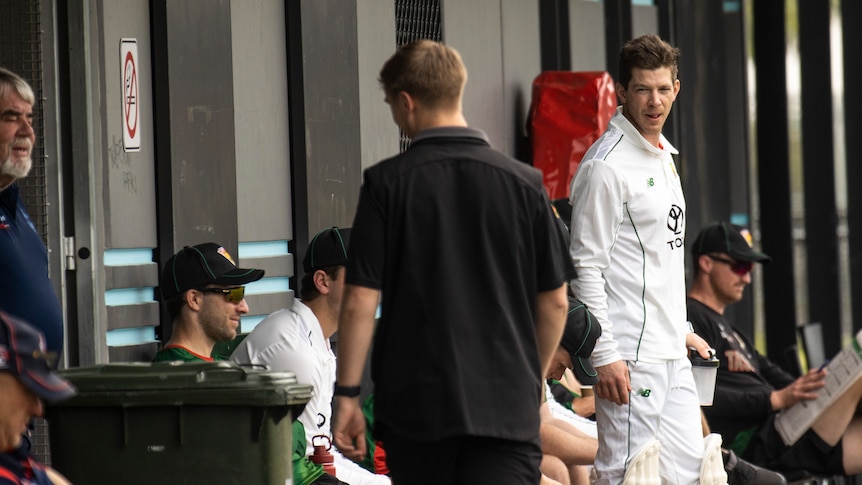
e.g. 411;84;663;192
688;221;862;479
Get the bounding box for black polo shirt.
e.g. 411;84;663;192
347;127;576;444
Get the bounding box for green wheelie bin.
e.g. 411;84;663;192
45;360;312;485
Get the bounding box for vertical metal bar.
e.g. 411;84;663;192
63;0;105;366
604;0;632;82
842;0;862;337
752;0;798;370
286;0;309;294
150;0;175;343
799;0;841;357
539;0;570;72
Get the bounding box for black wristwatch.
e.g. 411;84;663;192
333;383;361;397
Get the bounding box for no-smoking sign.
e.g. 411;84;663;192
120;39;140;151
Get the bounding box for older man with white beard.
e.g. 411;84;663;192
0;67;64;360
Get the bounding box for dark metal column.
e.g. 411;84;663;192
285;1;309;293
673;1;755;337
62;0;103;365
655;0;679;168
151;0;238;342
150;0;174;342
753;1;797;369
655;0;676;45
843;0;862;335
673;1;732;228
604;0;632;81
799;1;841;357
539;0;570;71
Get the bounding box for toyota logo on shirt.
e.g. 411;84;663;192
666;205;684;250
667;205;684;234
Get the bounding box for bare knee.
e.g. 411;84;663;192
542;454;571;485
568;464;592;485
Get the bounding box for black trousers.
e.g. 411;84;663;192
383;432;542;485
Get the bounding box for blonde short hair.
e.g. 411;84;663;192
378;40;467;109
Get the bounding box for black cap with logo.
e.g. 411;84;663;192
160;243;265;300
691;221;771;264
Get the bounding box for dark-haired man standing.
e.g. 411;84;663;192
567;35;713;484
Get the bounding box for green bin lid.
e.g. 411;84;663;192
54;361;313;408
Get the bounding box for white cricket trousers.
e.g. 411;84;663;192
592;358;704;485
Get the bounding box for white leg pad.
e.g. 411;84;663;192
700;433;728;485
622;438;661;485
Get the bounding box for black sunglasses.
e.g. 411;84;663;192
196;286;246;303
707;255;753;276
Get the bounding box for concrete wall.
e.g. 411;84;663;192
232;0;292;244
231;0;295;329
298;0;362;236
440;0;543;160
72;0;161;363
102;0;162;359
569;0;607;72
443;1;506;152
102;1;157;250
501;0;543;161
357;0;400;172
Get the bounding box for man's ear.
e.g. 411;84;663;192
398;91;414;112
615;82;626;104
697;254;712;273
313;269;330;295
185;289;203;311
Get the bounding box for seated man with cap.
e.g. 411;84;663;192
546;298;601;438
541;296;602;485
548;369;595;422
0;311;75;485
687;221;862;481
232;227;390;485
155;243;264;362
154;244;338;485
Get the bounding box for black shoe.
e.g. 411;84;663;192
723;448;788;485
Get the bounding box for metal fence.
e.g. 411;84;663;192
395;0;442;153
0;0;50;244
0;0;53;466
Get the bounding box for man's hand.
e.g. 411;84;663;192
770;368;827;410
571;394;596;418
331;396;367;460
685;332;714;360
594;360;631;405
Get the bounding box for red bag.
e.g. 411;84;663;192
529;71;617;200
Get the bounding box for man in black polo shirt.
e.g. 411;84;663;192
332;40;575;485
